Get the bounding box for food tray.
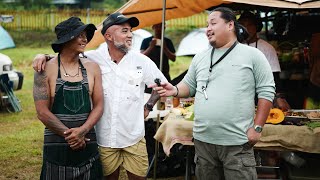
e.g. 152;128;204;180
288;109;320;121
283;110;310;125
283;116;309;126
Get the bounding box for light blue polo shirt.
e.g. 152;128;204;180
183;43;275;145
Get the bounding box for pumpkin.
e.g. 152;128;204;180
266;108;285;124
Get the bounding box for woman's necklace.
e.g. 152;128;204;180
60;60;81;77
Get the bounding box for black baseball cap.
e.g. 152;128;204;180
101;12;139;35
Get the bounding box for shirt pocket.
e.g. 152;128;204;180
124;70;143;102
224;64;251;87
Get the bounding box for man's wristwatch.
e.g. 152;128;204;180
144;103;153;111
254;125;263;133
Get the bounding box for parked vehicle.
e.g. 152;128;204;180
0;52;23;112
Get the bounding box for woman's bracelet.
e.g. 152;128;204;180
173;85;179;97
44;54;52;61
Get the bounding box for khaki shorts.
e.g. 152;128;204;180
98;138;148;177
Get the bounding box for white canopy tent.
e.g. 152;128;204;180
176;28;209;56
95;28;152;52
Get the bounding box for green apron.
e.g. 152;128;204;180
40;54;103;180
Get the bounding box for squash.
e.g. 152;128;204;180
266;108;285;124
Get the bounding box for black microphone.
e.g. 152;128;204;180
154;78;161;86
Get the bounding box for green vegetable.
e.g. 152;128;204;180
187;112;194;121
306;122;320;130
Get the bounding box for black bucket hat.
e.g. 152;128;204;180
51;17;97;53
101;12;139;35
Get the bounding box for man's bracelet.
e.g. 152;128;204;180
174;85;179;97
275;93;285;99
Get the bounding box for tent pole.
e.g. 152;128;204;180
159;0;166;73
153;0;167;179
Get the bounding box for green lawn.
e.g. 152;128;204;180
0;47;50;179
0;43;192;179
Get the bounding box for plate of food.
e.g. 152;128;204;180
303;110;320;121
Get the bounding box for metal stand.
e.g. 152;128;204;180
185;146;192;180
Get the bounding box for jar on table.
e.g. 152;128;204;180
172;97;180;107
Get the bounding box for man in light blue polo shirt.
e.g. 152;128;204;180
151;7;275;180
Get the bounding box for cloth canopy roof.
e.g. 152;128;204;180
87;0;320;48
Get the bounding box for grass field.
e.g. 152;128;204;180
0;30;192;179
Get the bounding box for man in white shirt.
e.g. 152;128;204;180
33;13;167;180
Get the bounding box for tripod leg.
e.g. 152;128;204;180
145;155;155;178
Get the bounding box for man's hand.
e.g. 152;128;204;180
148;82;175;97
150;38;157;48
246;127;261;146
69;139;87;150
32;54;47;72
274;98;291;111
64;127;89;150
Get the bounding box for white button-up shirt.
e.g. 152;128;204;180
86;46;167;148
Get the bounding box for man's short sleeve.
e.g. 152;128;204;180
166;38;176;53
140;37;152;50
143;56;168;86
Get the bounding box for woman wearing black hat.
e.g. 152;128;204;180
33;17;104;179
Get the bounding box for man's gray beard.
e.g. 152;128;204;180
114;42;130;54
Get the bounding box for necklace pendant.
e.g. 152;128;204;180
64;73;69;77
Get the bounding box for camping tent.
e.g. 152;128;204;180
95;28;152;52
87;0;320;48
0;25;15;50
132;29;152;51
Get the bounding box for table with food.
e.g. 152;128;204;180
154;99;320;155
